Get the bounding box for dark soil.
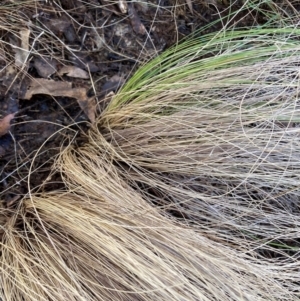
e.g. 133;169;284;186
0;0;293;203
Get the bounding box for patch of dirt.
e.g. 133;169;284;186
0;0;294;203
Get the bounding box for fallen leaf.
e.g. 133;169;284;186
101;74;125;96
77;96;96;123
128;4;146;35
91;27;105;50
100;0;129;15
1;65;16;87
33;57;58;78
135;0;149;13
68;52;101;72
0;113;15;137
118;0;128;13
186;0;193;14
12;29;31;67
100;0;123;15
58;66;89;79
48;18;77;42
23;78;95;123
23;79;83;100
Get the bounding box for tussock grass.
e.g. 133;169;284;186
1;26;299;300
1;2;300;301
1;147;296;301
95;27;300;250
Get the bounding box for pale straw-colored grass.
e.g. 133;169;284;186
1;144;295;301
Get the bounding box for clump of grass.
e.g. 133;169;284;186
2;26;298;301
1;145;296;301
85;26;300;294
95;27;300;251
1;2;300;301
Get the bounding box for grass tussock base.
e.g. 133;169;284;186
1;149;295;301
1;27;300;301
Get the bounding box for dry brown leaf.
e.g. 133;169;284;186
12;29;30;67
77;96;96;123
24;79;72;99
0;113;15;137
33;57;58;78
118;0;128;13
58;66;89;79
23;78;96;123
186;0;193;14
128;4;146;35
100;0;122;15
91;28;105;50
48;18;76;42
69;53;101;72
23;79;88;100
101;74;125;96
49;19;70;32
135;0;148;13
1;65;16;86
